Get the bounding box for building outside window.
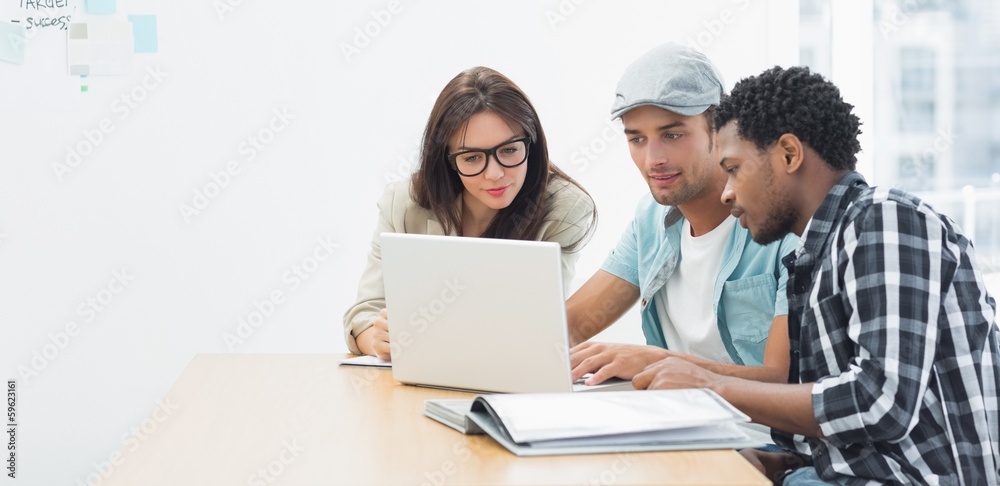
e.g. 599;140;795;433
800;0;1000;290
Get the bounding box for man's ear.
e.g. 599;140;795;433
776;133;804;174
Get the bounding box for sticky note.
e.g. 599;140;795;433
128;15;157;53
69;23;88;39
86;0;117;14
0;21;27;65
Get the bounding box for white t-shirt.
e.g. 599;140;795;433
654;217;736;364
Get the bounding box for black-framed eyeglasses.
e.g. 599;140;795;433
447;137;530;177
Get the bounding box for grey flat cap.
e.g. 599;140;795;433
611;43;725;118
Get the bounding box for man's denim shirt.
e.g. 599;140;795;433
600;194;797;365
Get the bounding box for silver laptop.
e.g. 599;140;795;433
380;233;632;393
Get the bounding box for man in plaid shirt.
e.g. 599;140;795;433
634;66;1000;485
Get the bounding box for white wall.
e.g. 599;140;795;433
1;1;796;483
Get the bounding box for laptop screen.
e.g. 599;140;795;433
381;233;576;393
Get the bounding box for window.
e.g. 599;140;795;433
897;154;936;191
898;48;936;133
899;99;935;132
871;0;1000;278
800;0;1000;284
798;0;832;79
899;48;935;94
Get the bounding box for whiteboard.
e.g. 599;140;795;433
0;1;787;483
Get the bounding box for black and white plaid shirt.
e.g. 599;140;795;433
773;172;1000;485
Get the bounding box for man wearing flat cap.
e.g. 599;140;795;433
568;43;797;391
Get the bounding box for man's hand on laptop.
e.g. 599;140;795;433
358;309;392;361
570;342;668;386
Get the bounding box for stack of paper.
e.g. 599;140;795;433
423;399;481;434
425;388;762;456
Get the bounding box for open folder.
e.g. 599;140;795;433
424;389;762;456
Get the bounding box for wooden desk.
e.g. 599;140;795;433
103;354;768;486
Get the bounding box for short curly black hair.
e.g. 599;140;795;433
715;66;862;171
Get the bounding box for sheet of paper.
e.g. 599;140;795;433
338;355;391;368
67;20;134;75
528;422;748;448
483;388;749;443
426;399;474;419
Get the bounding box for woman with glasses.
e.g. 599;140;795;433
343;66;597;360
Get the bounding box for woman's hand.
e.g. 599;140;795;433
358;308;391;361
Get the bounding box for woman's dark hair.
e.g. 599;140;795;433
411;66;594;250
715;66;862;171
